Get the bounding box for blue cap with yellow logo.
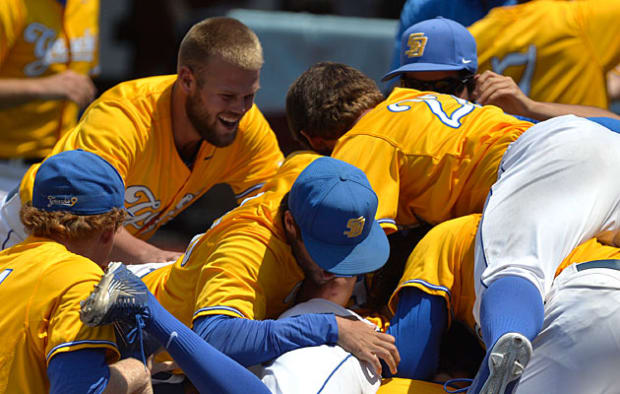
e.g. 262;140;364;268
382;17;477;82
288;157;389;276
33;150;125;215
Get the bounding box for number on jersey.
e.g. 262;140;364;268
387;94;477;128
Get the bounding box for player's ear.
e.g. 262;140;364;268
178;65;195;93
100;226;115;245
283;210;300;241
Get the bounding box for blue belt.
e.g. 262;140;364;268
576;259;620;272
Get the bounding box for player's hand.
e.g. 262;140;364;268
472;71;534;117
335;316;400;376
39;70;96;108
138;247;183;265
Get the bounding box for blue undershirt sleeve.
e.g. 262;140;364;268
587;117;620;134
385;287;448;380
47;349;110;394
193;313;339;366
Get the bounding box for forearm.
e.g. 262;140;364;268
193;313;339;366
110;226;181;264
104;358;152;394
524;101;620;121
0;78;53;109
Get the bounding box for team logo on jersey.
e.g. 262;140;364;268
47;195;78;208
405;33;428;58
343;216;366;238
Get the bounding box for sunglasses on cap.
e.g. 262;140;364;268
400;75;474;95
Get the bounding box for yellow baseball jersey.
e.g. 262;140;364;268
469;0;620;109
389;214;620;332
143;151;321;326
19;75;284;239
0;236;119;393
0;0;99;159
332;87;532;233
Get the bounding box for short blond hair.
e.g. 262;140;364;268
20;202;125;241
178;17;263;73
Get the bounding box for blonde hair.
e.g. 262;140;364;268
178;17;263;73
20;203;126;241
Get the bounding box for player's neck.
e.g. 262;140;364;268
170;80;202;163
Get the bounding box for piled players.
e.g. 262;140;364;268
286;18;620;393
2;5;620;394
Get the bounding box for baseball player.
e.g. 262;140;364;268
0;16;283;264
388;0;515;91
141;153;400;384
469;0;620;109
286;32;620;394
0;150;154;393
0;0;98;200
386;214;620;393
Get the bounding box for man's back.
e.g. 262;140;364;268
332;87;532;231
470;0;620;109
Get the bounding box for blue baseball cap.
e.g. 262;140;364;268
33;150;125;215
288;157;389;276
382;17;477;82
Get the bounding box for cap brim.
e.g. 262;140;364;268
302;220;389;276
381;63;467;82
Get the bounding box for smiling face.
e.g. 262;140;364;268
185;56;260;147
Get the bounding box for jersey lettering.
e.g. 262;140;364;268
124;185;161;230
0;269;13;286
491;45;537;96
387;94;477;128
23;23;96;76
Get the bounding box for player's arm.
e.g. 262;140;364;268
47;350;152;394
0;71;96;110
108;226;182;264
385;288;447;379
193;313;399;376
473;71;620;121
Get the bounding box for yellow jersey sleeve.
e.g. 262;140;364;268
225;105;284;201
389;214;480;329
193;222;304;322
332;135;401;233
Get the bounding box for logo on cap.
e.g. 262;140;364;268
344;216;366;238
405;32;428;58
47;195;78;208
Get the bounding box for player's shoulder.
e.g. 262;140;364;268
97;75;176;108
1;238;103;286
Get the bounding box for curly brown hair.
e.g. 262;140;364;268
286;62;384;147
20;202;126;240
